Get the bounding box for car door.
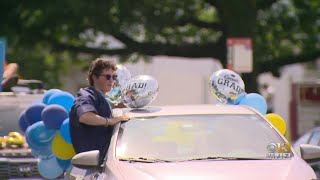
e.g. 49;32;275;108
65;166;102;180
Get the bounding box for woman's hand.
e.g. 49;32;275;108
109;115;130;126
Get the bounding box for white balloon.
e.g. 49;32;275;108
121;75;159;108
108;64;131;105
209;69;245;103
115;64;131;88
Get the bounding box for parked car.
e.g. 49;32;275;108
0;147;41;179
0;79;44;136
0;79;45;179
66;104;318;180
293;126;320;178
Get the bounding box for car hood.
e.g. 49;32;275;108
115;157;316;180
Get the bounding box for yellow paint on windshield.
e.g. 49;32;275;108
153;121;195;146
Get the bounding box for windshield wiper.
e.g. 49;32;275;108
119;157;174;163
179;156;265;162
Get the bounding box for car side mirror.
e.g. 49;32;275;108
300;144;320;163
71;150;100;168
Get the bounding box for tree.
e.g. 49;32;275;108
0;0;319;90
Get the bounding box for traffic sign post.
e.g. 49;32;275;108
227;37;253;73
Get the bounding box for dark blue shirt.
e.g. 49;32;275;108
70;87;113;164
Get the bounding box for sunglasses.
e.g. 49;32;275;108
100;74;118;80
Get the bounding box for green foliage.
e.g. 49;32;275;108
256;0;320;62
0;0;319;88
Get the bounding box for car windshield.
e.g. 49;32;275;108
116;114;286;161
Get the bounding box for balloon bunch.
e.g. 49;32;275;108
108;65;159;109
210;69;287;135
19;89;75;179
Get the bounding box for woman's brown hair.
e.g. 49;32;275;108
88;58;117;86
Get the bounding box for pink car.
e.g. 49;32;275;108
66;105;319;180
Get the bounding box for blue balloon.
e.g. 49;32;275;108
43;89;62;105
239;93;268;115
42;105;68;129
227;93;247;105
66;164;73;172
18;111;29;133
48;91;75;112
25;121;57;150
38;156;64;179
60;118;72;144
25;103;46;125
31;146;54;159
57;158;71;170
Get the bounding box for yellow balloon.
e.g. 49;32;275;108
0;136;4;149
52;132;76;160
0;132;25;148
7;132;26;147
265;113;287;135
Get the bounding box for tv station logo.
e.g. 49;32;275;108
267;142;291;160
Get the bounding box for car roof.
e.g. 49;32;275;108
310;127;320;132
302;126;320;135
119;104;257;118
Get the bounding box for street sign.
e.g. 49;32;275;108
0;38;6;92
227;37;253;73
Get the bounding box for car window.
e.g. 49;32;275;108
309;131;320;146
116;114;285;161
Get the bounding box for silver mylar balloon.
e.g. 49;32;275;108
121;75;159;108
115;64;132;87
108;64;131;105
209;69;245;103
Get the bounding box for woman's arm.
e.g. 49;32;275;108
3;63;18;79
79;112;130;126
